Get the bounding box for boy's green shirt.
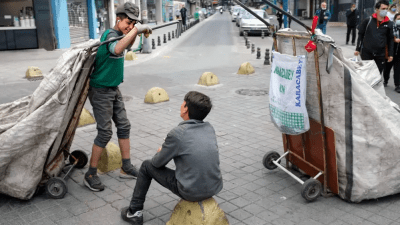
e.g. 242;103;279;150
90;29;124;88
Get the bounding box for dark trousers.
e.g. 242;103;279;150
182;16;186;26
129;160;182;211
278;20;283;29
383;55;400;86
361;48;386;74
346;26;356;44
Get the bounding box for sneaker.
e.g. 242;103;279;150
121;207;143;225
384;82;388;87
83;175;105;192
119;165;138;179
395;86;400;93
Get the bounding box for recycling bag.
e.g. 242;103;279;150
269;51;309;134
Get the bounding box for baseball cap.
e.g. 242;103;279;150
116;2;140;21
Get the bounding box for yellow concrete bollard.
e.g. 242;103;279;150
78;108;96;127
125;51;138;61
97;142;122;173
237;62;255;75
167;198;229;225
25;66;43;79
198;72;219;86
144;87;169;104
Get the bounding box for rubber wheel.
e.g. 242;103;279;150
262;151;281;170
69;150;89;169
45;177;68;199
301;179;322;202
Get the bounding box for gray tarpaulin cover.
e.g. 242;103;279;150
276;30;400;202
0;40;98;200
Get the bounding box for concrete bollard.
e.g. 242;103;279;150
251;44;255;54
261;31;265;39
176;29;179;38
257;47;261;59
144;87;169;104
97;142;122;173
78;108;96;127
152;39;156;49
264;48;270;65
172;31;175;39
247;41;250;49
158;36;161;46
25;66;43;79
164;34;167;43
238;62;255;75
168;32;171;41
245;37;248;47
198;72;219;86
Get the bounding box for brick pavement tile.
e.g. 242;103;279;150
108;182;131;193
351;207;374;220
148;205;170;217
66;203;90;216
40;205;66;217
86;198;107;210
378;207;400;221
230;197;252;208
102;193;123;204
144;218;164;225
34;199;59;210
242;174;261;183
217;191;239;201
225;214;240;224
28;218;56;225
329;220;351;225
17;205;40;216
309;211;337;225
243;203;266;215
8;198;32;210
152;194;175;205
118;188;133;198
54;216;85;225
244;215;268;225
242;191;263;203
390;222;400;225
267;204;293;217
0;203;13;215
339;212;365;224
266;183;286;192
1;216;25;225
271;218;296;225
367;214;394;225
298;219;323;225
255;209;280;222
143;198;159;210
111;199;130;211
220;201;239;213
45;209;74;223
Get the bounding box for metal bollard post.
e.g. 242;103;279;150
168;32;171;41
251;44;255;54
261;31;265;39
264;49;270;65
158;36;161;46
257;47;261;59
176;29;179;38
245;37;248;47
152;39;156;49
247;41;250;49
164;34;167;43
172;31;175;39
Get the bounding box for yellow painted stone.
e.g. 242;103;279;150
125;51;138;61
198;72;219;86
237;62;255;75
167;198;229;225
78;108;96;127
144;87;169;104
25;66;43;79
97;142;122;173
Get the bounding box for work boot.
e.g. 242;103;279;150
121;207;143;225
84;174;105;192
120;164;138;179
384;82;388;87
395;86;400;93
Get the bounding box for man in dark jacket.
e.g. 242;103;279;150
276;4;283;29
121;91;223;225
315;2;331;34
180;6;187;26
355;0;394;74
346;3;359;45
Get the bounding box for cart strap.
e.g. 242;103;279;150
344;66;354;200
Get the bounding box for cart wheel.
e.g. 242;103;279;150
301;179;322;202
262;151;281;170
45;177;68;199
69;150;89;169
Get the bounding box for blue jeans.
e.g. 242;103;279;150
88;86;131;148
317;24;327;34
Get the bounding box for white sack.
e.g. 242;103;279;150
275;30;400;202
0;40;99;200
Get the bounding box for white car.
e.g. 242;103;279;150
231;6;242;22
235;8;247;27
239;10;271;36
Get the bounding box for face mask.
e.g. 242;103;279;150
393;8;397;12
322;7;326;10
379;10;388;17
396;20;400;25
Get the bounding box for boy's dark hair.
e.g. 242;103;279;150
375;0;389;9
184;91;212;121
116;13;134;22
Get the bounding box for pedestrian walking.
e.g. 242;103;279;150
355;0;394;74
175;7;181;20
276;4;283;29
346;3;359;45
315;2;331;34
383;13;400;92
84;2;152;192
121;91;223;225
387;4;397;21
283;8;292;28
180;6;187;26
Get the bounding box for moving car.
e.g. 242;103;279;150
231;6;242;22
239;10;272;36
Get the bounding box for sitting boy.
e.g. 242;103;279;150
121;91;223;224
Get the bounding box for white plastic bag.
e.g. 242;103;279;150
269;51;309;134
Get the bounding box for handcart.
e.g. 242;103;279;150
261;31;339;202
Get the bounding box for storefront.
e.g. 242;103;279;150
95;0;110;37
0;0;39;50
67;0;90;44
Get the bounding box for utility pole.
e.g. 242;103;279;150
141;0;152;53
283;0;288;28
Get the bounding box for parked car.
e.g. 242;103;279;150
235;8;247;27
231;6;242;22
239;10;272;36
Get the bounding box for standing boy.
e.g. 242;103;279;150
84;2;152;192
